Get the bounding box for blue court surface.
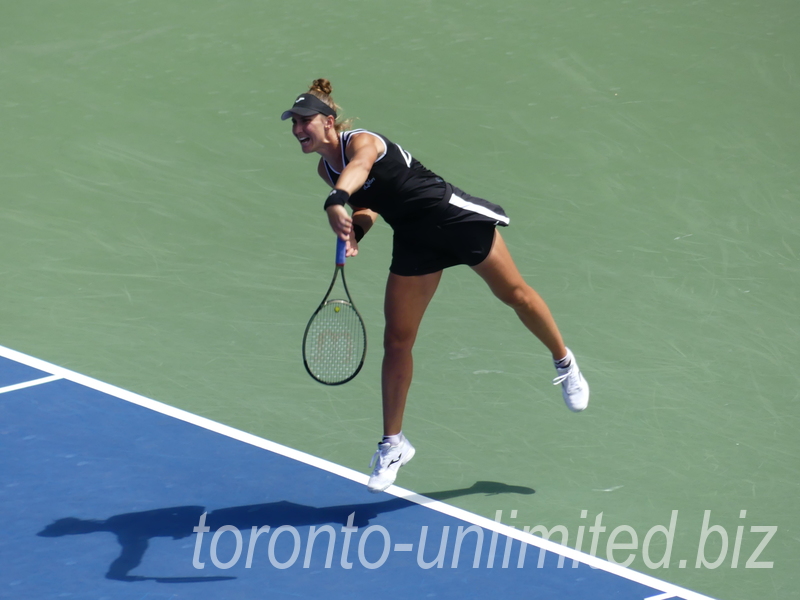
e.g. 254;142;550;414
1;344;714;600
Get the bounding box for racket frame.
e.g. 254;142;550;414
302;238;367;385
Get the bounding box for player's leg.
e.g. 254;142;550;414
471;230;589;411
471;230;566;358
381;270;442;435
368;269;441;493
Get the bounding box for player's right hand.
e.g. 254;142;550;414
325;204;352;241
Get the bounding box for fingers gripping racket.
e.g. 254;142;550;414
302;238;367;385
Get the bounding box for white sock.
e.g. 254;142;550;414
382;432;404;446
554;353;571;369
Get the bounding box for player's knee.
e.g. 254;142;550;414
497;284;532;310
383;325;416;354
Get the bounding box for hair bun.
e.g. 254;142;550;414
310;78;333;96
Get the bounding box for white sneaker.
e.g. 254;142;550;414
553;348;590;412
367;437;416;493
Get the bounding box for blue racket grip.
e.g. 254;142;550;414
336;237;347;266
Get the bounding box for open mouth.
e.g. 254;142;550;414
298;136;311;147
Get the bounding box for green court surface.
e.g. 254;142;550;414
1;1;798;599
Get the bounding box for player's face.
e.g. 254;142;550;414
291;114;327;153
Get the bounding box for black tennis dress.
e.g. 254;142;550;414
322;129;509;276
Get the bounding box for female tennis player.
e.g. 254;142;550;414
282;79;590;493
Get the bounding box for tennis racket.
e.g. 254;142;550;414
302;237;367;385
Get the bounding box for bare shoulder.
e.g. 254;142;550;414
345;130;383;160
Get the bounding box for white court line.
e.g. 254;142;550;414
0;374;62;395
0;343;716;600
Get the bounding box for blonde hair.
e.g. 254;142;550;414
307;78;354;132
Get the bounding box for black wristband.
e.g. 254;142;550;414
323;189;350;210
353;223;365;242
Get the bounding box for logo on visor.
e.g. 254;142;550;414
295;97;305;103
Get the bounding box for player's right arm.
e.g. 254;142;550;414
317;158;377;257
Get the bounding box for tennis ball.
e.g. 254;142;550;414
334;306;340;313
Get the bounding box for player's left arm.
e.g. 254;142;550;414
346;207;378;257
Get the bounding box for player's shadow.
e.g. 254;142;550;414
37;480;533;583
37;507;231;583
421;480;535;501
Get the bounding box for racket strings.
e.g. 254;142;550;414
304;300;366;384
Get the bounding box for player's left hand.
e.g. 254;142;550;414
346;235;359;257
